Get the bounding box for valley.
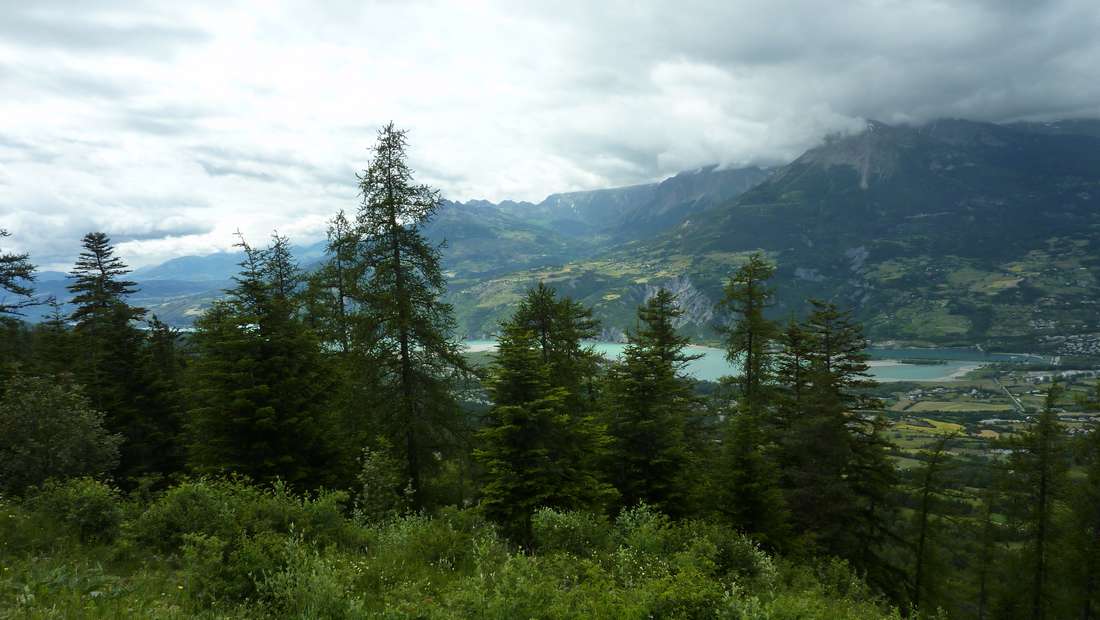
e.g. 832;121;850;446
40;118;1096;359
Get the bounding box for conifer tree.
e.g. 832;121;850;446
477;284;615;539
0;228;36;317
716;254;788;544
476;321;582;543
785;300;898;585
604;289;699;516
352;122;468;506
66;232;152;481
1067;415;1100;620
306;210;359;354
1004;384;1067;620
187;234;338;488
910;431;958;612
720;252;778;412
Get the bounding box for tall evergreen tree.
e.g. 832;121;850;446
1003;384;1068;620
476;318;613;543
1067;410;1100;620
306;211;359;354
909;431;958;612
66;232;153;482
352;122;468;507
784;300;899;586
716;254;788;544
187;234;338;488
603;289;699;516
720;252;778;412
0;228;36;317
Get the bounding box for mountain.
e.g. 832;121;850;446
24;119;1100;354
445;119;1100;351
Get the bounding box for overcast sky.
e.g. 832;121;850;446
2;0;1099;269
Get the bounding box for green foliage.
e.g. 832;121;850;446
24;478;123;545
186;234;340;488
477;287;616;542
0;478;901;618
603;289;699;516
130;478;359;554
531;507;612;557
721;251;779;411
0;375;121;494
351;122;470;507
0;227;36;318
353;439;412;524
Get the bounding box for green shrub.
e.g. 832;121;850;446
615;502;676;556
24;478;122;544
0;377;121;495
131;477;362;554
531;508;611;557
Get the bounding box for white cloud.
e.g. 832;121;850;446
1;0;1099;268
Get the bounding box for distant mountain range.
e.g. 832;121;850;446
23;119;1100;354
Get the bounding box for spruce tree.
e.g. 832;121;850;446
187;234;338;488
910;431;958;612
477;284;615;540
66;232;151;482
475;321;580;543
603;289;699;516
0;228;36;317
352;122;468;507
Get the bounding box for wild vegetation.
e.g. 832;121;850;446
1;125;1099;618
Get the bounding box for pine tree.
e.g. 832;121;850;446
604;289;699;516
306;211;359;354
0;228;36;317
187;234;338;488
352;122;468;507
511;282;601;402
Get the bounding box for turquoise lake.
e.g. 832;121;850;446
463;341;1046;383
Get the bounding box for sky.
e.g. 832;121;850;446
2;0;1100;270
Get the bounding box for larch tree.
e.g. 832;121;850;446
716;254;788;545
352;122;468;507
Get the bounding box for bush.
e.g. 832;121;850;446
24;478;123;544
614;502;676;556
0;376;121;494
131;477;362;554
531;508;611;557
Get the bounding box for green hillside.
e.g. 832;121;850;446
446;119;1100;352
